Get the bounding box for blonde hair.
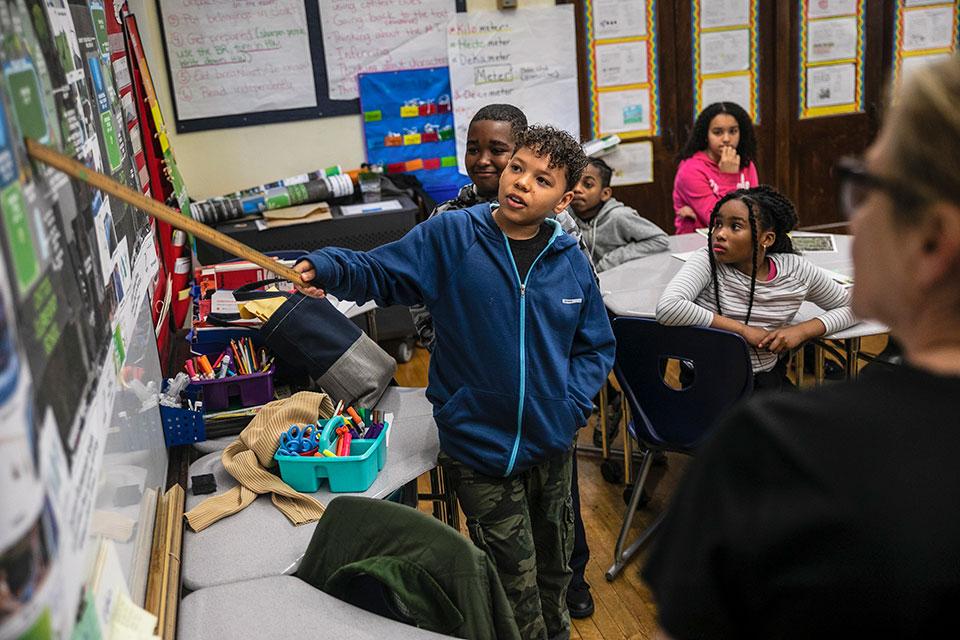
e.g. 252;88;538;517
887;56;960;214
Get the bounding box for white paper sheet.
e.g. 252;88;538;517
901;52;952;78
807;16;858;63
596;41;648;87
605;142;654;186
448;7;580;173
594;0;647;39
598;88;651;134
807;63;857;108
700;0;750;29
160;0;317;120
807;0;857;18
903;6;956;51
700;74;753;115
318;0;453;100
700;29;751;75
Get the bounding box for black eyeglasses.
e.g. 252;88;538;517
834;156;924;218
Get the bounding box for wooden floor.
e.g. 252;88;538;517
398;335;888;640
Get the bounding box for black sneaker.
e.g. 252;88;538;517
566;586;594;619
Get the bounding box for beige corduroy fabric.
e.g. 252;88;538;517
185;391;335;532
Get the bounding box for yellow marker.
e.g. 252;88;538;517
321;449;336;458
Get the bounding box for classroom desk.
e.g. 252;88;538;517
179;575;454;639
599;233;889;376
181;387;438;590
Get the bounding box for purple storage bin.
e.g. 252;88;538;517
190;367;275;411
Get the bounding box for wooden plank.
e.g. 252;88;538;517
163;485;185;640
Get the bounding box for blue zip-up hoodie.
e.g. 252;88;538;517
303;203;615;477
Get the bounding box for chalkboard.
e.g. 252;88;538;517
156;0;358;133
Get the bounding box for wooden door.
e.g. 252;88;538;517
774;0;893;229
573;0;681;233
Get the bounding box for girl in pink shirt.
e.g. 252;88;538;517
673;102;759;234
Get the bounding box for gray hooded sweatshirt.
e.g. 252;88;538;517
572;198;669;272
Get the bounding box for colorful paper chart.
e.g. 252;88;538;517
358;67;468;202
584;0;660;139
798;0;866;119
692;0;760;122
892;1;959;88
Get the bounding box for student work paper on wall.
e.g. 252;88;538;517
448;6;579;174
605;141;653;186
318;0;454;101
159;0;317;121
692;0;759;120
892;1;958;87
798;0;865;118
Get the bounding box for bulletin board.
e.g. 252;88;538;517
692;0;761;122
358;67;468;201
156;0;461;133
583;0;661;139
798;0;866;119
0;1;169;637
155;0;357;133
892;0;959;87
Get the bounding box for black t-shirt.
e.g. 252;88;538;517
642;363;960;639
507;223;553;282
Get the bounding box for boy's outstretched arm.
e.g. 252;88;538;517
567;279;616;425
293;223;434;308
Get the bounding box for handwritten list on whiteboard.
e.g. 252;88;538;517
159;0;317;121
318;0;454;101
447;6;580;174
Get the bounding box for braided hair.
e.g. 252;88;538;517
679;102;757;170
706;186;799;324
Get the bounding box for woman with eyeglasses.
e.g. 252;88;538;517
642;56;960;638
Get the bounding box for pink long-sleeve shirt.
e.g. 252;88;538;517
672;150;759;234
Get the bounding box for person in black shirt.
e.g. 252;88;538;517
643;56;960;638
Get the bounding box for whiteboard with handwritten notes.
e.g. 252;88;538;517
447;6;580;175
157;0;317;125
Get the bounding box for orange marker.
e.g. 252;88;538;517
347;406;365;429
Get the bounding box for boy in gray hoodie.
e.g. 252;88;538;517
570;158;669;272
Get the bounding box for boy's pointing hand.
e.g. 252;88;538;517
293;260;326;298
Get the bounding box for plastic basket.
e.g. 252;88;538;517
189;366;274;411
159;405;206;446
275;416;389;493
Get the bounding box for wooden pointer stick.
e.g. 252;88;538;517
24;138;307;288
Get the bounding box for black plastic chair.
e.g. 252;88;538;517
605;317;753;580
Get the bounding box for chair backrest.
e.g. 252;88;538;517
612;317;753;453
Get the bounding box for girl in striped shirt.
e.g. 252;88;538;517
656;186;856;388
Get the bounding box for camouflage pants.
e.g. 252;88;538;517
439;449;575;640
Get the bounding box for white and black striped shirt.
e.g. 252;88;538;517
656;248;857;372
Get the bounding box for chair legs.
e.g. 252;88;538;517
606;447;664;581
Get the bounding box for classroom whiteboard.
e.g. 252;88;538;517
447;6;581;174
157;0;316;121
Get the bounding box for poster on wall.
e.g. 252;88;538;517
798;0;866;119
692;0;760;121
358;67;467;203
318;0;454;101
0;1;167;636
584;0;660;139
447;5;580;175
892;1;959;87
157;0;317;121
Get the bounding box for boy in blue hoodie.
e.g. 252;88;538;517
294;125;615;640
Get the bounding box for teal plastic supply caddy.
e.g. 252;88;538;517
275;415;389;493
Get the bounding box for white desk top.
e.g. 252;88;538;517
181;387;438;590
179;575;455;639
599;233;888;340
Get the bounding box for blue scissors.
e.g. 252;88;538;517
277;424;320;456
